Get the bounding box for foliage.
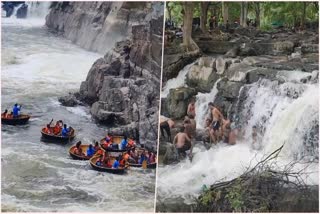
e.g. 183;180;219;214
166;1;319;29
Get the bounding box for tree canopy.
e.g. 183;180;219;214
165;1;319;30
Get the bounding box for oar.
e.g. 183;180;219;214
142;160;147;169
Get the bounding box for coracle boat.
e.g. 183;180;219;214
128;162;157;169
41;127;75;142
1;114;30;125
127;148;157;169
69;144;91;160
89;156;128;174
100;135;133;152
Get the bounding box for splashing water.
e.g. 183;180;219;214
157;70;319;204
195;79;221;128
161;61;197;98
1;4;156;212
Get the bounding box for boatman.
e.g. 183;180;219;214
61;124;70;137
12;103;21;118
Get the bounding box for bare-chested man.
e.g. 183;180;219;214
187;99;196;118
160;117;175;142
174;126;191;157
208;102;225;143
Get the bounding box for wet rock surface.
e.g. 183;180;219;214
48;2;164;150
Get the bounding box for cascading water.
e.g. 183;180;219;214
195;79;221;128
2;2;155;212
161;61;197;98
26;2;51;18
157;68;319;204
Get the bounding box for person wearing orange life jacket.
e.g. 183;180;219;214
44;124;52;134
93;141;100;151
102;137;111;149
105;134;113;143
149;152;156;163
1;109;8;118
127;138;136;148
53;120;63;135
119;155;126;167
73;141;83;156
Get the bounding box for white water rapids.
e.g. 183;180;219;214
158;62;319;204
1;3;155;212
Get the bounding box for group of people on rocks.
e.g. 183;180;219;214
43;119;72;137
160;97;257;160
2;103;22;118
73;135;157;169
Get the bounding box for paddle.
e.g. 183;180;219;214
142;160;147;169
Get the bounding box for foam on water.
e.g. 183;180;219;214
1;6;155;212
195;79;221;128
161;61;197;98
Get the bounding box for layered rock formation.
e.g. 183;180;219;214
46;2;163;150
46;2;160;54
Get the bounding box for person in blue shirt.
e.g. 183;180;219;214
12;103;21;118
61;124;70;137
112;157;120;169
138;151;147;164
86;144;95;157
120;135;128;150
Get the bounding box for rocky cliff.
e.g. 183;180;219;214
46;2;161;54
48;2;164;150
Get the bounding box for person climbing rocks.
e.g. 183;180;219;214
12;103;21;118
173;126;192;158
184;115;196;160
187;99;196;118
208;102;225;143
160;117;175;142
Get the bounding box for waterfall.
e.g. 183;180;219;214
26;2;50;19
161;61;197;98
195;79;221;128
158;68;319;202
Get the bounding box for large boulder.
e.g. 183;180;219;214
186;63;219;93
301;44;319;54
166;87;197;119
272;41;295;55
58;93;79;107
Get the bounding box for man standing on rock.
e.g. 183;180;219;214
160;117;175;142
208;102;225;144
173;126;191;159
185;115;197;160
187;99;196;118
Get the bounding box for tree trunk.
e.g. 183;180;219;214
222;2;229;25
300;2;307;29
240;2;248;27
166;3;172;21
254;2;260;28
183;2;194;50
200;2;209;32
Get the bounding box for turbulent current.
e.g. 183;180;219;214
1;12;155;212
158;61;319;205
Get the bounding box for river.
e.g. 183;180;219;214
1;7;155;212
